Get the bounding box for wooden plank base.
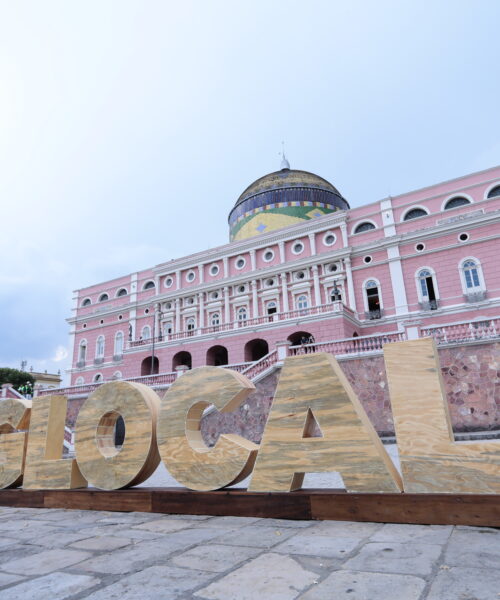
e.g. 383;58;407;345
0;488;498;527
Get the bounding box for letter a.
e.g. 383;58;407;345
249;353;402;492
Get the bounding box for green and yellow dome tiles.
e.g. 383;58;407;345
228;164;349;241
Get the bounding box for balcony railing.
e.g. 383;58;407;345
288;331;407;357
422;318;500;345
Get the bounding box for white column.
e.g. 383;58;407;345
223;286;230;323
154;302;160;338
381;197;396;238
223;256;228;278
198;264;204;284
280;273;289;312
387;245;409;315
176;269;181;291
198;292;205;328
251;280;259;318
278;241;285;263
344;257;357;312
340;223;348;247
130;273;138;302
311;265;321;306
250;249;256;271
175;298;181;332
308;233;316;255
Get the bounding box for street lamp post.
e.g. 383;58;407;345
150;303;162;376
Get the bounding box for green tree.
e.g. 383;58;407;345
0;368;36;393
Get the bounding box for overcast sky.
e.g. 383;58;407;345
1;1;499;382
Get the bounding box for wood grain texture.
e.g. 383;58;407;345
74;381;161;490
0;488;497;526
23;395;87;490
157;366;259;491
0;397;31;489
384;337;500;493
249;353;402;493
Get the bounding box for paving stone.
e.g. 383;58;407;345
251;518;314;529
0;537;18;549
70;535;132;551
83;565;214;599
298;570;426;599
159;513;213;520
196;516;262;528
213;525;297;548
0;572;25;587
370;523;453;544
426;566;500;600
25;531;94;548
343;542;443;576
444;527;500;569
132;517;196;533
77;528;223;574
305;520;382;538
194;553;318;600
274;534;362;558
81;525;165;541
0;572;99;600
96;513;155;525
1;548;91;576
172;543;261;572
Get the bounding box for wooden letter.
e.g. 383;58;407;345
24;395;87;489
74;381;161;490
0;398;31;489
384;337;500;493
157;367;259;491
249;353;402;492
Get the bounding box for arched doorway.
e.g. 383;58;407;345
172;351;192;370
141;356;159;376
206;345;229;366
244;339;269;362
287;331;313;346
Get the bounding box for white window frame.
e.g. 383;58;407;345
98;293;109;303
295;294;309;310
441;193;473;211
113;371;122;380
235;256;246;270
163;321;173;336
350;220;377;235
93;373;103;383
114;331;124;355
484;181;500;199
236;306;248;322
458;256;486;293
186;317;196;331
78;339;87;362
95;335;105;358
81;297;92;307
141;325;151;340
75;376;84;385
210;312;220;326
186;270;196;283
142;280;156;291
164;276;173;288
262;248;275;262
414;267;440;304
291;240;305;255
322;231;336;246
115;287;128;298
209;263;220;276
362;278;384;313
401;205;429;222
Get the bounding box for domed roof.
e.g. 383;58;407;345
233;168;343;211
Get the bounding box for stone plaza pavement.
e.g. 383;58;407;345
0;505;499;600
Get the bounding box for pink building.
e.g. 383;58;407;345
64;162;500;396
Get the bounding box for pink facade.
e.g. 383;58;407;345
67;165;500;386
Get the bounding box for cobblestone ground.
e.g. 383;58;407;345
0;505;499;599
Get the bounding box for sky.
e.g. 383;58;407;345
1;0;499;382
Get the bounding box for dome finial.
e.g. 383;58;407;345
280;141;290;170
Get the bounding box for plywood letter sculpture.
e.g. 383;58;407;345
74;381;161;490
249;353;402;492
0;397;31;489
157;367;259;491
384;337;500;493
24;395;87;489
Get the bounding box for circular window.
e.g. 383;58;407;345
266;278;275;287
323;232;336;246
458;232;469;242
83;323;87;329
100;319;104;325
165;277;173;288
263;249;274;262
292;241;304;255
237;285;246;294
145;308;149;314
363;256;372;264
415;243;425;252
210;264;219;276
118;315;123;320
328;263;338;273
211;291;219;300
235;257;246;269
164;302;172;310
186;271;195;282
187;297;194;305
295;271;305;280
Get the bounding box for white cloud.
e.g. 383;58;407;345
53;345;69;362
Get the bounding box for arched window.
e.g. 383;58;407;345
237;307;248;322
143;281;155;290
444;196;471;210
266;301;277;315
163;322;173;336
95;335;105;357
81;298;91;307
462;260;481;289
98;293;109;302
487;185;500;198
353;222;376;234
403;208;428;221
210;313;220;326
141;325;151;340
112;371;122;380
296;295;309;310
75;376;84;386
417;269;438;310
78;340;87;362
93;373;103;383
186;317;196;332
114;331;124;356
117;288;128;297
364;280;382;319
